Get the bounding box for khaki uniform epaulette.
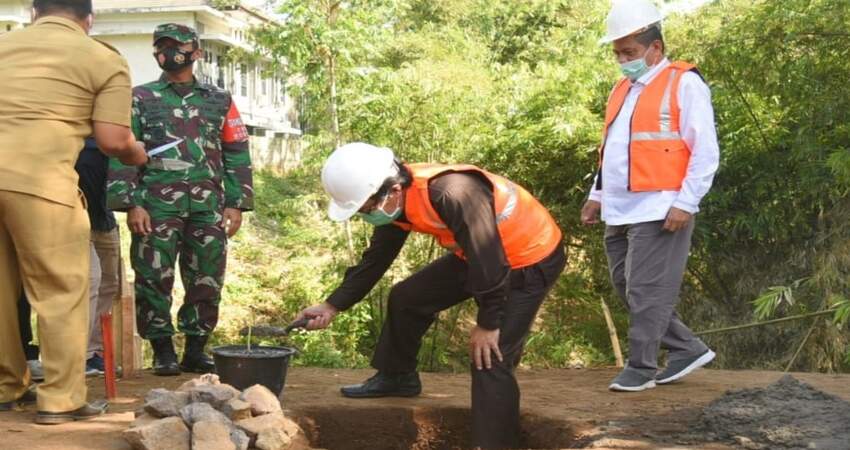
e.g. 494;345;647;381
94;38;122;55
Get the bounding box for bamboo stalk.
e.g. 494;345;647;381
784;317;820;373
600;298;624;368
695;309;836;336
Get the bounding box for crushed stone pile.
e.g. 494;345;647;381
697;374;850;450
124;374;315;450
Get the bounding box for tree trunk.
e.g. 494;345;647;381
327;48;355;261
328;53;342;148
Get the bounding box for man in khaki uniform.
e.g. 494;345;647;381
0;0;147;424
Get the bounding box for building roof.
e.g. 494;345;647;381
93;0;280;25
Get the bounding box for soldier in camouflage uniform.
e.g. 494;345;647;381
107;24;253;376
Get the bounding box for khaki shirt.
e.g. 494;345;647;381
0;16;132;207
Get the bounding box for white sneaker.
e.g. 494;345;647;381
656;349;716;385
608;369;657;392
85;364;103;377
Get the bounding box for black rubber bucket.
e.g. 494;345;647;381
212;345;296;396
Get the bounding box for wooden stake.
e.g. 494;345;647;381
601;297;624;368
119;257;140;378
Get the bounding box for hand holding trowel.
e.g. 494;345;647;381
238;316;312;338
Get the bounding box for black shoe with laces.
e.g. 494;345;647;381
151;337;181;376
340;371;422;398
180;335;216;374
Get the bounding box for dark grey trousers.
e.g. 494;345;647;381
604;220;707;378
372;245;566;449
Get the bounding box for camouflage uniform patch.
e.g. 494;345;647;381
107;66;253;339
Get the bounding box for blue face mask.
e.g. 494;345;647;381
358;193;402;226
620;48;653;81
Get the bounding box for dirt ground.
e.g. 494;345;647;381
1;367;849;450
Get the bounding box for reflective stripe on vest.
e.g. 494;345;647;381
393;164;563;269
598;61;696;192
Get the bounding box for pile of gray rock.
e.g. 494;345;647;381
124;374;311;450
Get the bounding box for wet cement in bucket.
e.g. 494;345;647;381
213;345;296;395
694;375;850;449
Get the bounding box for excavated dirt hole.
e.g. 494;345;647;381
290;406;590;450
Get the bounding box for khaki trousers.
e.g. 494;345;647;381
0;190;90;412
88;228;120;359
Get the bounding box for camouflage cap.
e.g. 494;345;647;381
153;23;199;45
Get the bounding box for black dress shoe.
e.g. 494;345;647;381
151;337;181;376
35;400;108;425
180;335;216;373
0;389;37;411
340;371;422;398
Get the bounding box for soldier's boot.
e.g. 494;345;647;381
180;335;216;374
151;337;181;376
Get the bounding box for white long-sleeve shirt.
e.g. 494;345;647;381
588;58;720;226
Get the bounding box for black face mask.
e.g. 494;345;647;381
155;47;196;72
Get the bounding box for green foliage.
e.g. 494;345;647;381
218;0;850;373
665;0;850;372
833;296;850;327
752;278;809;320
210;0;240;10
216;170;371;368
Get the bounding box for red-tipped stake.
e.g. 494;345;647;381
101;313;117;399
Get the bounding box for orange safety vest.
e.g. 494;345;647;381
598;61;697;192
393;164;563;269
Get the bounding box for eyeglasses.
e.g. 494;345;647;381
358;194;389;214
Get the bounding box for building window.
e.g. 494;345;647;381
250;66;257;98
271;77;280;105
217;56;226;89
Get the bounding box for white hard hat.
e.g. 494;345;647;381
599;0;664;44
321;142;398;222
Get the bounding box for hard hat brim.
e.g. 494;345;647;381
328;199;361;222
599;32;629;44
598;20;663;45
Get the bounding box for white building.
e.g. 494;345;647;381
0;0;301;172
0;0;30;32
